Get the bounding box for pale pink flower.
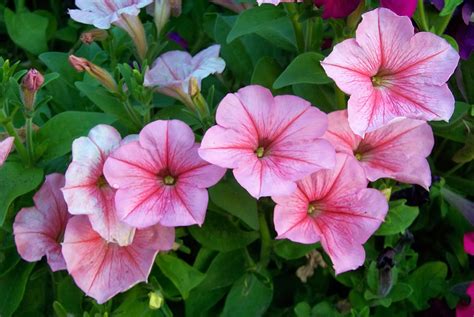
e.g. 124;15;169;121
62;125;135;246
103;120;226;228
62;215;174;304
199;85;336;199
323;110;434;189
143;45;225;108
13;174;71;271
321;8;459;136
257;0;302;5
0;137;14;166
273;154;388;274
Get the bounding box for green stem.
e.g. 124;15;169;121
444;163;465;177
305;18;314;52
123;99;143;130
285;4;305;53
0;110;28;164
258;207;272;268
25;117;35;165
335;86;346;109
417;0;430;31
437;12;454;35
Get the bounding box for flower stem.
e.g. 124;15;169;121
305;18;314;52
335;86;346;109
123;99;143;130
436;12;454;35
417;0;430;31
286;3;305;53
25;117;35;165
258;206;272;268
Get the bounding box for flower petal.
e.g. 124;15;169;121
62;215;174;304
0;137;14;166
464;232;474;256
14;174;70;271
323;110;362;155
191;44;226;84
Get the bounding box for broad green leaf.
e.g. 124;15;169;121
156;254;205;299
75;82;136;130
375;200;419;236
251;57;283;91
453;133;474;163
222;273;273;317
37;111;116;161
0;163;43;226
0;261;34;317
189;211;259;252
56;276;83;316
273;240;318;260
439;0;463;16
209;177;258;230
114;287;164;317
39;52;81;84
273;52;332;89
294;302;311;317
389;283;413;302
227;6;296;51
0;247;20;277
292;83;337;112
311;301;342;317
4;9;49;54
431;102;471;142
407;261;448;310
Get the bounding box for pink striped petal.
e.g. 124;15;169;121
62;215;174;304
0;137;14;166
14;174;70;271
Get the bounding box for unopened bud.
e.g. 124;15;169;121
69;55;118;93
21;69;44;111
148;291;164;310
80;29;108;44
153;0;171;35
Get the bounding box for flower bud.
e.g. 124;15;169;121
80;29;108;44
148;291;164;310
114;14;148;61
69;55;118;93
153;0;171;35
21;69;44;111
170;0;182;17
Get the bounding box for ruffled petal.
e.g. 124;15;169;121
191;45;226;84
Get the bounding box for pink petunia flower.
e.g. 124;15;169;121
62;125;135;246
144;45;225;108
69;0;151;59
464;232;474;255
321;8;459;136
273;153;388;274
62;215;174;304
13;174;71;271
0;137;14;166
322;110;434;189
314;0;361;19
457;282;474;317
103;119;226;228
199;85;336;199
380;0;417;17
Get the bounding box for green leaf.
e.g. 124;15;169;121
0;247;21;277
294;302;311;317
388;283;413;302
452;133;474;163
273;240;318;260
39;52;80;84
156;254;205;299
375;200;419;236
0;163;43;226
56;276;83;316
439;0;463;16
189;211;259;252
222;273;273;317
273;52;332;89
0;261;34;317
209;177;258;230
4;9;49;54
227;6;296;51
407;261;448;310
37;111;116;161
250;57;283;91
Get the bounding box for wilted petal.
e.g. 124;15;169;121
62;215;174;304
14;174;70;271
0;137;14;166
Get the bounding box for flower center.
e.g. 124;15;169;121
97;175;108;188
307;203;322;217
371;73;392;88
163;175;176;186
355;152;363;161
255;146;265;158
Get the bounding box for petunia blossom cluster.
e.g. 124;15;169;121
10;1;462;306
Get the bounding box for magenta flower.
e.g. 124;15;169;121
62;215;174;304
457;283;474;317
62;125;134;245
0;137;14;166
314;0;361;19
323;110;434;189
144;45;225;108
104;120;225;228
321;8;459;136
199;85;336;199
464;232;474;255
273;154;388;274
13;174;71;271
380;0;417;17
